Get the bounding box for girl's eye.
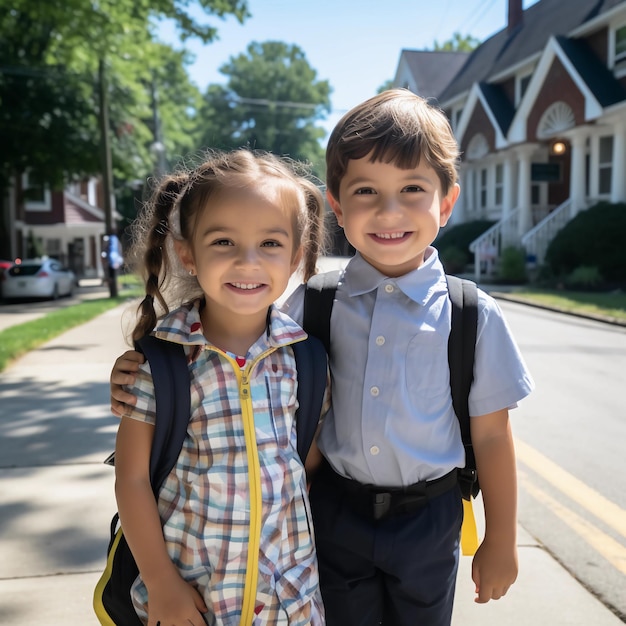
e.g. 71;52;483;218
261;240;281;248
213;239;233;246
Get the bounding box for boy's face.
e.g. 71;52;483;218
328;155;459;277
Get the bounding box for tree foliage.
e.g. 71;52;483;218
433;32;480;52
198;41;331;176
0;0;249;188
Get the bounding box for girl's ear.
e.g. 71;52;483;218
326;190;344;227
174;239;196;274
290;246;303;274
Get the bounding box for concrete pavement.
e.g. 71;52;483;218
1;297;624;624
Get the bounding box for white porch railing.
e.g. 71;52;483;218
521;199;572;266
469;209;520;282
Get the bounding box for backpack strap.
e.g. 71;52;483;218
135;335;191;494
302;270;341;354
292;336;328;463
446;275;479;500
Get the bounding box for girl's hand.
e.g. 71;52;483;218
471;537;518;603
110;350;144;416
146;573;208;626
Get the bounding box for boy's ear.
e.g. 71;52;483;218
174;239;196;274
440;183;460;227
326;190;344;227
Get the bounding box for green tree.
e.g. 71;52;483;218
198;41;331;176
433;32;480;51
0;0;249;188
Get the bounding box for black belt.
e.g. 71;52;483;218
324;465;459;520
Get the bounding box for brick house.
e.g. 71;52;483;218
394;0;626;280
2;173;116;279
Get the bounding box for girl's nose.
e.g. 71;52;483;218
236;247;260;267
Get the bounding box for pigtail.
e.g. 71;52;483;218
131;174;188;341
299;178;326;282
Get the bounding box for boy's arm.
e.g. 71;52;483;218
110;350;145;416
470;408;518;604
115;416;207;623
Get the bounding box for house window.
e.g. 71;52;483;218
479;168;488;209
598;135;613;195
454;108;463;131
495;164;504;206
517;73;532;105
22;171;52;211
615;25;626;65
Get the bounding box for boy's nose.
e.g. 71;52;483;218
378;196;402;217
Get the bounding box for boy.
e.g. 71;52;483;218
110;90;534;625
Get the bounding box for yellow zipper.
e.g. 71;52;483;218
216;347;277;626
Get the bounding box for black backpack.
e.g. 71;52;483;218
93;333;327;626
302;271;479;501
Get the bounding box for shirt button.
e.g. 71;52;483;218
384;284;394;293
370;386;379;397
375;335;385;346
370;445;380;455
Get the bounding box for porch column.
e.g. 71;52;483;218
516;145;535;236
502;153;516;220
611;120;626;203
569;130;587;217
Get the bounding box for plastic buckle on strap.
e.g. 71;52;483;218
373;492;391;520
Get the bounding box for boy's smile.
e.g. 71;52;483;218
329;155;459;277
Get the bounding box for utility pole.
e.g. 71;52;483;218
98;58;118;297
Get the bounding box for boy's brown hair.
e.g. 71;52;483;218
325;89;460;200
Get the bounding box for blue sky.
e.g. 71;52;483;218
158;0;540;140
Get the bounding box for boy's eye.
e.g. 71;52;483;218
354;187;376;195
403;185;423;193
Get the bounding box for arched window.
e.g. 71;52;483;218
537;102;575;138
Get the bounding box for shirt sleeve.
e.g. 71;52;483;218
123;360;157;426
279;284;305;326
469;292;535;417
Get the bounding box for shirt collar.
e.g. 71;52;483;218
342;247;448;306
154;299;307;349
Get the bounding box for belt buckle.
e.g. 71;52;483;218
373;492;392;520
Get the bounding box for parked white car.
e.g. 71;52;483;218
1;258;76;301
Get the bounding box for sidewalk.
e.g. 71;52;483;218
0;300;623;625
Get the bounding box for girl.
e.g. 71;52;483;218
113;149;327;626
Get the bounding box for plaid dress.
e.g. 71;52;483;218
125;300;324;625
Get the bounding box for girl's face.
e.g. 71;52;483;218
176;186;301;320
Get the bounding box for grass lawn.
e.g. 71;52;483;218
493;287;626;323
0;275;143;372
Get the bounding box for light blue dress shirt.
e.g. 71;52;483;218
282;247;534;487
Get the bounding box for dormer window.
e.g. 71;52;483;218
614;24;626;75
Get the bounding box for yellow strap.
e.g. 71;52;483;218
92;527;122;625
461;498;479;556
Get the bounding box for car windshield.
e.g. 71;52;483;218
9;264;42;277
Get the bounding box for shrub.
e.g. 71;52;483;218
498;246;527;283
564;266;604;290
545;202;626;285
435;220;495;263
440;246;468;274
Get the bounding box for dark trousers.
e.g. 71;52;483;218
309;463;463;626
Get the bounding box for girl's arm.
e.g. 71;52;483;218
469;408;518;604
115;416;207;624
110;351;144;416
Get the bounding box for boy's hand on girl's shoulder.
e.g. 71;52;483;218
471;538;518;604
110;350;145;417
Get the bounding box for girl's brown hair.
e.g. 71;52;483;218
129;148;325;341
325;89;460;200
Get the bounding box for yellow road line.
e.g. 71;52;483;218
515;438;626;538
519;472;626;575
